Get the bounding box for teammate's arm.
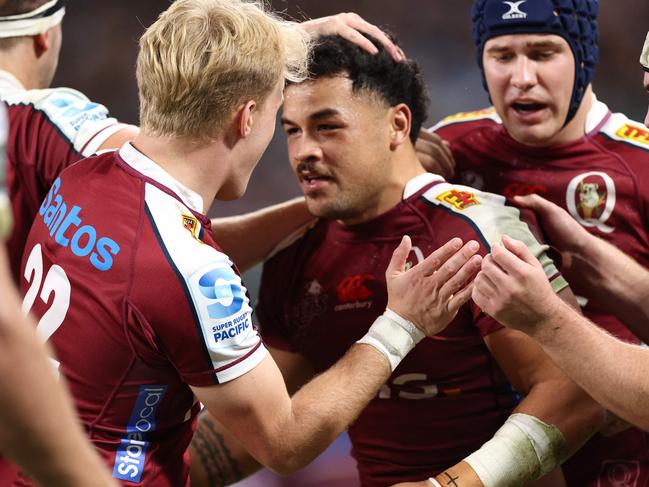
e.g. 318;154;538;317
97;124;140;151
514;193;649;342
190;237;481;475
474;235;649;432
210;197;313;271
189;348;315;486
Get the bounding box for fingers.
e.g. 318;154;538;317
340;12;404;61
513;194;557;215
437;255;482;309
413;237;463;276
487;237;540;280
425;240;480;279
472;270;498;312
385;235;412;279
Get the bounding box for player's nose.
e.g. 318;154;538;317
510;56;537;90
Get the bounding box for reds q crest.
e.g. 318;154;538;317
566;172;616;233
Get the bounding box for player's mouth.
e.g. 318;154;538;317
299;172;334;193
510;100;549;122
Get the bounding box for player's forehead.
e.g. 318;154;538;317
282;76;360;121
484;33;568;52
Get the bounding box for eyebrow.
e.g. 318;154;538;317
281;108;341;126
485;40;564;53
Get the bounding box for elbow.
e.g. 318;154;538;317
264;455;306;476
257;447;311;476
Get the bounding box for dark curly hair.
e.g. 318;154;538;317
304;34;429;144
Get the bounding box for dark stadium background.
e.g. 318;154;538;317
56;2;649;485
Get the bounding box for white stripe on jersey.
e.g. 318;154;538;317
144;183;266;383
422;183;568;294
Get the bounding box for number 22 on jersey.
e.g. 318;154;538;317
22;243;71;371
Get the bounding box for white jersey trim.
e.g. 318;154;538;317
144;183;266;383
120;142;204;213
0;69;123;157
421;182;567;293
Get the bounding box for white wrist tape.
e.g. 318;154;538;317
357;308;425;371
463;413;568;487
427;478;442;487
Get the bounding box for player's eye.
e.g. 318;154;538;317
284;126;300;136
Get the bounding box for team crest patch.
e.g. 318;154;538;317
566;172;616;233
436;189;480;210
615;124;649;148
182;214;200;240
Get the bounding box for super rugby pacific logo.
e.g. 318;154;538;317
188;261;253;349
566;172;616;234
502;1;527;19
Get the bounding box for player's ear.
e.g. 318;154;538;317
31;32;49;58
389;103;412;150
237;100;257;139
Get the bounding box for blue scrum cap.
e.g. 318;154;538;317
471;0;599;126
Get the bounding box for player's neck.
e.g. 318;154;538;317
0;44;44;90
131;132;231;214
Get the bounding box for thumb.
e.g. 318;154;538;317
513;194;555;216
501;235;539;267
386;235;411;279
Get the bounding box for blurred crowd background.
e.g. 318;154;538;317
55;1;649;485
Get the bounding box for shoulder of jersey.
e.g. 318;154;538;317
3;85;109;134
597;111;649;152
144;183;230;271
430;106;502;132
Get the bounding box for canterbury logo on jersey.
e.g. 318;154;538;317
336;274;374;303
436;189;481;210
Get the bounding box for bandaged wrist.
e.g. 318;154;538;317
464;413;569;487
427;478;442;487
357;308;425;371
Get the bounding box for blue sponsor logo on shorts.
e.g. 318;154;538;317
112;385;166;483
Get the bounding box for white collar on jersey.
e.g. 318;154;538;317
118;142;205;213
403;172;445;199
584;93;610;135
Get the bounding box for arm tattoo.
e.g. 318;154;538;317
191;414;243;486
443;472;460;487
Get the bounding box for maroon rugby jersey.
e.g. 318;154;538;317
258;173;567;486
14;143;266;486
1;69;128;283
433;100;649;487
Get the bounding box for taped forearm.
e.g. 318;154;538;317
462;414;568;487
357;308;425;371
